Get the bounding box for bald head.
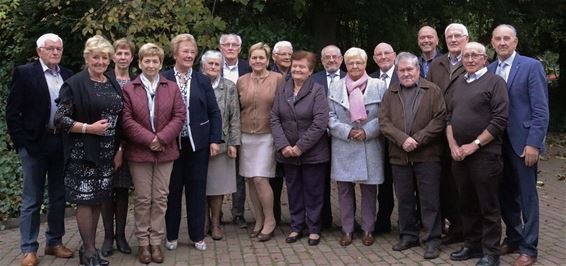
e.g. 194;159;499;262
418;26;439;57
321;45;343;73
373;42;396;72
491;24;518;60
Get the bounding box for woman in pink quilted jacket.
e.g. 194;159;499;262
120;43;186;264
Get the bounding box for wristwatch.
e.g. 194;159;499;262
474;139;482;147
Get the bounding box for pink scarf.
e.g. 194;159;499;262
345;72;369;123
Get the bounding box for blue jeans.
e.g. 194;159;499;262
18;134;66;253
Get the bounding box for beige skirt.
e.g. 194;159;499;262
239;133;276;178
206;153;237;196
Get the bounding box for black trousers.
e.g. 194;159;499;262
452;151;502;255
392;162;442;246
165;144;209;243
376;142;394;231
440;146;463;235
270;163;285;224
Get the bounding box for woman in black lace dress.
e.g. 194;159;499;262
55;35;123;266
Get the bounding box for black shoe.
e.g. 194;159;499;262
233;216;248;229
423;244;440;259
115;236;132;254
450;246;483;261
476;254;500;266
80;247;109;266
392;238;419;251
100;240;113;257
374;220;392;235
285;232;303;243
308;235;321;246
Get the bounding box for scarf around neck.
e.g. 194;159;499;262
345;72;369;123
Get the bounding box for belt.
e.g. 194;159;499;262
45;127;60;135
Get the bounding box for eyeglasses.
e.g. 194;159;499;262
462;53;486;61
221;43;241;48
346;61;365;67
41;47;63;53
374;51;394;57
323;55;341;60
446;34;466;40
275;52;293;57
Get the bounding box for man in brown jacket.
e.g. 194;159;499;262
379;52;446;259
425;23;469;244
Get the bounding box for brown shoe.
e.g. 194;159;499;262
513;254;537;266
339;232;353;247
361;231;375;246
45;245;74;258
211;226;224;240
150;245;164;263
21;252;39;266
500;244;519;255
138;246;152;264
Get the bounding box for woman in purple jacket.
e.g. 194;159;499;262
271;51;330;246
120;43;186;264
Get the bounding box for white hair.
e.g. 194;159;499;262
464;42;487;55
395;52;420;69
321;45;342;57
273;41;293;54
200;50;224;72
444;23;469;37
36;33;63;48
219;34;242;45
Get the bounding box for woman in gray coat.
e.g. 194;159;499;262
200;50;241;241
271;51;329;246
328;47;386;247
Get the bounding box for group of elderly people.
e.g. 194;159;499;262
7;21;548;266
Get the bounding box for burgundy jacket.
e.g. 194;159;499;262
121;75;186;163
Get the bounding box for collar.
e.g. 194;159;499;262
174;67;192;78
498;51;516;67
39;58;60;74
464;67;488;82
421;49;439;62
326;70;340;77
224;59;239;70
448;53;462;65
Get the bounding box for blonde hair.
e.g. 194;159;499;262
83;35;114;59
248;42;271;59
343;47;368;64
138;43;165;62
170;33;198;56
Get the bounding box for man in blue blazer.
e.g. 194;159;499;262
489;24;549;266
5;33;74;266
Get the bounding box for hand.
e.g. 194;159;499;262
460;142;480;157
281;146;294;158
113;149;123;170
349;128;366;141
290;146;303;157
449;144;465;161
227;146;237;159
521;145;540;167
210;143;220;157
149;136;164;151
87;119;109;136
402;137;418;152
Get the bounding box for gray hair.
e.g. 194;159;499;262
395;52;420;69
321;45;342;57
445;23;469;37
219;33;242;45
36;33;63;48
273;41;293;54
200;50;224;72
493;24;517;37
464;42;487;55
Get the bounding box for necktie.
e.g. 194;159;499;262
497;62;507;82
328;72;337;88
380;73;388;81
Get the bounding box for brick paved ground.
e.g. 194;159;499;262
1;143;564;265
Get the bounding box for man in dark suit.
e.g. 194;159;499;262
219;33;251;228
426;23;469;245
489;24;549;266
6;33;74;266
417;26;442;78
311;45;346;229
368;42;397;234
312;45;346;94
